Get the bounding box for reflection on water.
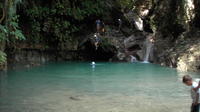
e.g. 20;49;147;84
0;72;7;97
0;62;198;112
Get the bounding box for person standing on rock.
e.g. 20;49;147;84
94;33;101;50
118;19;122;32
96;19;101;34
96;19;106;35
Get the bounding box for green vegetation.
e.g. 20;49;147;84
0;24;7;41
0;0;25;66
117;0;135;10
0;0;199;71
0;51;6;64
0;18;24;66
0;15;25;42
21;0;106;49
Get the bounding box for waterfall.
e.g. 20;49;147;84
0;72;7;96
185;0;195;23
143;36;153;63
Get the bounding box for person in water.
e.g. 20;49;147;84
94;34;101;50
183;75;200;112
91;61;95;65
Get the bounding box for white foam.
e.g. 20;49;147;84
142;61;149;63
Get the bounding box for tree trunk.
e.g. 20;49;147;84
4;0;8;24
0;0;8;71
0;7;5;23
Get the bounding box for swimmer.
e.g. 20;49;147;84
91;61;95;65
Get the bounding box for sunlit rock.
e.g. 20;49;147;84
133;15;144;31
140;9;149;17
185;0;195;23
117;52;126;61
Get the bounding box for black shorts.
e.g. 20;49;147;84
191;104;200;112
95;38;100;42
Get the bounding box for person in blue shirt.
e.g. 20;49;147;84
96;19;101;34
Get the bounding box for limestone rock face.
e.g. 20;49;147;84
124;11;144;31
110;30;150;62
124;32;154;62
131;0;200;72
124;33;145;49
176;32;200;72
78;27;154;62
154;31;200;72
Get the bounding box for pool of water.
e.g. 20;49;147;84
0;62;199;112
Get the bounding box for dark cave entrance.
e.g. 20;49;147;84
79;40;117;61
127;44;142;51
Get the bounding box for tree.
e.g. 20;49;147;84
0;0;8;24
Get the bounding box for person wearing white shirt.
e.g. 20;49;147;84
183;75;200;112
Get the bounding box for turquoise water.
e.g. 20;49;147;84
0;62;199;112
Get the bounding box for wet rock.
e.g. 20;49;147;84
117;52;126;61
0;63;7;71
78;33;117;61
69;96;81;101
154;30;200;72
124;33;145;49
123;32;154;61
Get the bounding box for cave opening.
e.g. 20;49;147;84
127;44;141;51
79;40;117;61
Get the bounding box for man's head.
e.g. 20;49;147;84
182;75;193;86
